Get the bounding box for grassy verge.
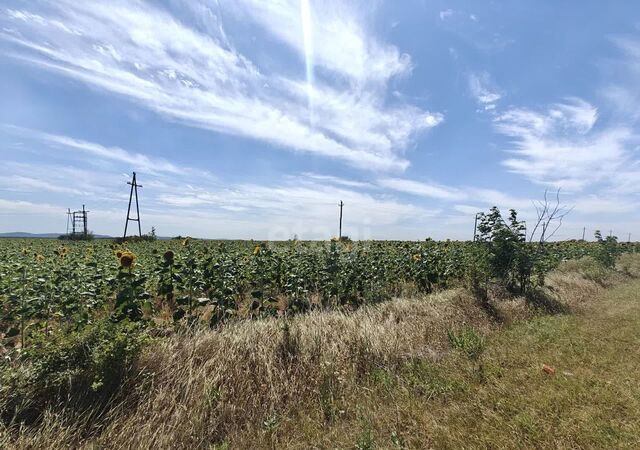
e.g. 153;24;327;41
263;279;640;449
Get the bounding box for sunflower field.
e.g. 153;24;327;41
1;235;638;351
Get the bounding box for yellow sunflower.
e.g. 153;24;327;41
119;251;136;269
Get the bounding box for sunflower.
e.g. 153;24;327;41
35;254;45;263
182;238;190;247
119;251;136;269
253;244;261;256
412;254;421;262
163;250;174;263
115;250;123;259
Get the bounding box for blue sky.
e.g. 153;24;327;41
0;0;639;240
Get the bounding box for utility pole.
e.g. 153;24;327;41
609;229;613;238
123;172;143;239
66;208;72;235
473;212;482;242
629;233;632;243
82;204;87;237
582;227;586;241
338;200;344;239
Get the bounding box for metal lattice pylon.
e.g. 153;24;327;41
123;172;143;238
71;205;88;237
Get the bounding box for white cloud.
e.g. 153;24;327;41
0;175;79;195
3;124;636;240
2;125;186;175
494;98;636;190
378;177;464;201
379;177;535;213
226;0;411;86
0;127;447;239
468;71;501;110
0;198;64;217
439;9;454;20
299;173;374;189
0;1;440;172
572;195;639;214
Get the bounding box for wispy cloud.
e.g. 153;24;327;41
494;98;636;190
468;71;501;111
0;174;80;195
572;195;639;214
227;0;411;86
300;173;375;189
439;9;454;21
378;177;534;212
0;1;441;172
0;127;446;239
378;177;464;201
3;125;185;175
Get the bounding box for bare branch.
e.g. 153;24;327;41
530;188;573;244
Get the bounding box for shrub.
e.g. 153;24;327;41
473;207;535;294
0;319;148;425
593;231;620;269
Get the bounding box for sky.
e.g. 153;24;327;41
0;0;639;240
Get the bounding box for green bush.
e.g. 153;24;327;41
593;231;620;269
0;319;148;425
473;207;535;294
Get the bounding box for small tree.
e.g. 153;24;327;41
594;230;620;269
474;207;533;294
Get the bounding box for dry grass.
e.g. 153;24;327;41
2;256;639;449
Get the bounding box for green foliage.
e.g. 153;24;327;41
593;230;620;269
402;359;465;399
0;234;637;349
556;256;609;284
355;425;375;450
111;258;150;323
474;207;536;294
0;319;147;425
447;327;485;361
